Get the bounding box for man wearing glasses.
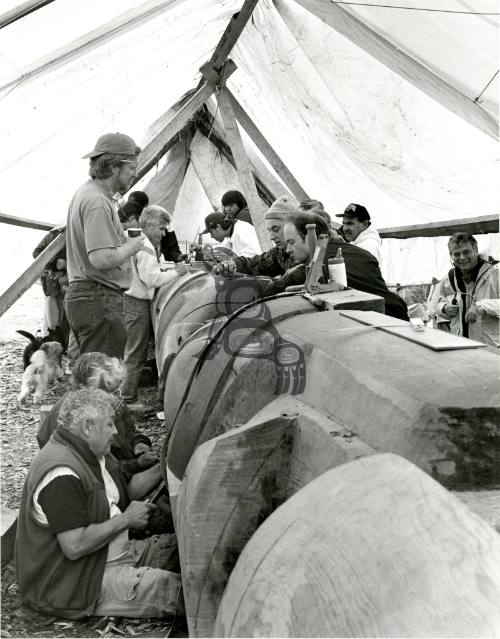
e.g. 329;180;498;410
65;133;145;358
432;232;499;350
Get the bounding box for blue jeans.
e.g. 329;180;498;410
64;281;127;359
122;295;151;401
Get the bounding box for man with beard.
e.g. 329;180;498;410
65;133;145;358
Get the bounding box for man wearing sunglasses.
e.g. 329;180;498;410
65;133;145;359
432;232;499;350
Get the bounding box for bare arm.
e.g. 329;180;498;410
88;237;144;270
56;500;154;560
127;463;162;500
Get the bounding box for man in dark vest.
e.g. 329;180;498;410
16;389;182;620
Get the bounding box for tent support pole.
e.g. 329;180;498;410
136;63;235;182
0;232;65;318
379;214;499;239
200;0;260;80
216;86;271;250
198;111;290;205
0;0;55;29
227;90;309;202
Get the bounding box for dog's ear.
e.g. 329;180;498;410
40;342;51;353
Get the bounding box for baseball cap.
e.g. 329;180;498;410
335;203;370;221
202;212;228;234
82;133;140;159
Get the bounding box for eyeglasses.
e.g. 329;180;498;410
120;160;138;171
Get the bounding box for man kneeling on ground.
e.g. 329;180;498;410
16;388;182;620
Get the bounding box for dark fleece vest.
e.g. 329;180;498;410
15;429;128;619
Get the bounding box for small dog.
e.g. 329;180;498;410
17;328;66;370
18;342;64;404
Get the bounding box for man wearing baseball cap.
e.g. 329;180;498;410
64;133;144;359
336;203;382;264
202;211;260;258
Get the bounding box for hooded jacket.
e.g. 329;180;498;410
432;257;499;350
351;224;382;264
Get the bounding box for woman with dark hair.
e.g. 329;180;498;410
221;190;253;225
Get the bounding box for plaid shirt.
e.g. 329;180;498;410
234;246;293;277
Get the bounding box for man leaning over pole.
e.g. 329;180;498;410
16;388;182;620
64;133;145;358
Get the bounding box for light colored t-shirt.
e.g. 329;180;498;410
66;179;131;291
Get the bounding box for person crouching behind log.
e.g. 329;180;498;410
263;213;409;321
37;352;159;484
121;205;188;405
16;388;182;620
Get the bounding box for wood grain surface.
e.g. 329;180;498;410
215;454;500;637
177;401;375;637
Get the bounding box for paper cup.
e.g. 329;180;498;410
127;228;141;238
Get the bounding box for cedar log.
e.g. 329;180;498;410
215;454;500;637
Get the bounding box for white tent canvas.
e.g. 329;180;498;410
0;0;498;289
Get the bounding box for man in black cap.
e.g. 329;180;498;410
64;133;144;359
336;203;382;264
202;211;260;258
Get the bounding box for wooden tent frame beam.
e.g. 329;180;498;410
134;65;235;183
227;89;308;202
0;231;65;318
379;214;499;240
0;211;55;231
0;0;191;92
199;107;290;206
0;0;55;29
291;0;498;140
199;0;260;81
216;86;270;249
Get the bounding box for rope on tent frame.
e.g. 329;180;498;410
474;70;499;104
327;1;500;15
205;72;225;142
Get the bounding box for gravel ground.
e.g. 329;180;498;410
0;340;186;639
